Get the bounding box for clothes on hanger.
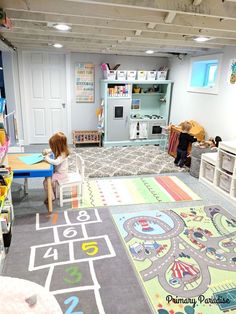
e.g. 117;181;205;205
130;121;137;139
139;121;148;138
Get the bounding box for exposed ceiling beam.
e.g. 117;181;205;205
66;0;236;19
5;32;223;50
135;30;142;36
4;21;236;46
0;0;233;56
147;23;157;29
11;40;209;57
6;6;236;34
164;12;177;24
8;14;236;40
1;0;236;21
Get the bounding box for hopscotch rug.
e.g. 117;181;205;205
78;176;201;208
3;208;151;314
112;205;236;314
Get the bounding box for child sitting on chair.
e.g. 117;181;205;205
174;121;197;168
42;132;70;204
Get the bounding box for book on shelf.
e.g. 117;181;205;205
0;166;11;175
0;218;9;233
0;175;7;186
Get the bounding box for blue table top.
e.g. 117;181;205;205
8;153;54;178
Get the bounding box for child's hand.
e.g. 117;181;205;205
42;149;50;156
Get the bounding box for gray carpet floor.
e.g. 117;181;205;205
4;145;236;314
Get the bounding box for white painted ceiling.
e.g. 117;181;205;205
1;0;236;57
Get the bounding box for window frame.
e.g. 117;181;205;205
187;54;222;95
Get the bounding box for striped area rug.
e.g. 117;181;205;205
72;176;200;208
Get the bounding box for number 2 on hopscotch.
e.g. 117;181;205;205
64;296;83;314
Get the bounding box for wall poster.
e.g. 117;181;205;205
228;59;236;85
75;63;95;102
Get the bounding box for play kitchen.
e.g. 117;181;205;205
130;83;167;140
101;79;172;147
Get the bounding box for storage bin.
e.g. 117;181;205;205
147;71;156;80
117;70;126;80
157;71;168;80
127;71;136;81
103;70;116;80
219;172;232;192
137;71;146;80
190;156;201;178
222;152;235;173
204;163;215;182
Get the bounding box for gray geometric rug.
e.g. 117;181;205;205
69;145;187;178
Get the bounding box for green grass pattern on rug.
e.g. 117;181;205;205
79;176;201;208
112;205;236;314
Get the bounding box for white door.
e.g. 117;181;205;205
23;52;68;143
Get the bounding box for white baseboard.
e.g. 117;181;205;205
8;145;25;153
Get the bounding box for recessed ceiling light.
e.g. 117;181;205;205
53;24;71;31
146;50;154;54
53;43;63;48
193;36;211;42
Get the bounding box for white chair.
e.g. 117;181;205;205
57;154;85;207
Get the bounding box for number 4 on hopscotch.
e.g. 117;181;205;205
64;296;83;314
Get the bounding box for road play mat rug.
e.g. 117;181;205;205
112;205;236;314
3;208;151;314
78;176;200;208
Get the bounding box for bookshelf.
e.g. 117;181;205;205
0;98;14;271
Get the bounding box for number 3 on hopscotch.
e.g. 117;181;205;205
64;296;83;314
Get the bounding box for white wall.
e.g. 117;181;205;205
70;53;169;131
2;51;24;144
168;47;236;141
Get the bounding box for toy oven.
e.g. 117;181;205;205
148;120;165;138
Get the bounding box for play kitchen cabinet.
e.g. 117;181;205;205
199;140;236;203
101;80;173;147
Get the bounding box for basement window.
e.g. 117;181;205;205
188;54;222;94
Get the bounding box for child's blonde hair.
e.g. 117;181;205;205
181;121;192;133
49;132;70;158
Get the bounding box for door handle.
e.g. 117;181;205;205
125;116;128;124
62;103;66;108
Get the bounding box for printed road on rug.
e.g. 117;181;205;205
112;205;236;314
3;208;151;314
78;176;200;208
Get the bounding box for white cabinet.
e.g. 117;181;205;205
101;80;172;147
199;140;236;203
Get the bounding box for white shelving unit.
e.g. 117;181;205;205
199;140;236;203
0;99;14;271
